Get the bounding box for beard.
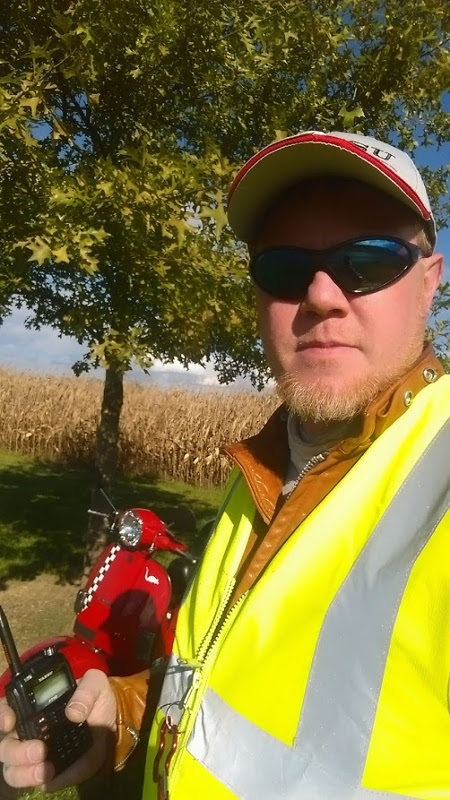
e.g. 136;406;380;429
275;344;423;426
276;371;384;424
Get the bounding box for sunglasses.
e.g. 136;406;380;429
249;237;424;299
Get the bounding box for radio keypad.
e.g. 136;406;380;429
36;701;92;773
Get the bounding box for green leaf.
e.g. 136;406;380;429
338;105;366;130
97;181;114;196
53;245;70;263
26;238;52;265
75;24;94;45
19;96;40;116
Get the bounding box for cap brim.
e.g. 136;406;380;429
228;138;434;245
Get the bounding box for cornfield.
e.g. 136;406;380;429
0;368;279;486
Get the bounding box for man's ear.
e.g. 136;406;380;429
423;253;444;310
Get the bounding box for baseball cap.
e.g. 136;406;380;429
227;131;436;248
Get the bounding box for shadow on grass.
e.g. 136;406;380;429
0;456;220;589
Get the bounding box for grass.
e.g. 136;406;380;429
0;450;223;800
0;449;222;587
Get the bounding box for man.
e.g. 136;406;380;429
1;130;449;799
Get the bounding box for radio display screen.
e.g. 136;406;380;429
33;669;70;711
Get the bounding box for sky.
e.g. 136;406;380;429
0;306;229;389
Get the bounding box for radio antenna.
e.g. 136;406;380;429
0;606;22;676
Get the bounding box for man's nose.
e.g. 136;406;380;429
300;268;349;316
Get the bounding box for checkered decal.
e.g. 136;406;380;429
79;545;121;612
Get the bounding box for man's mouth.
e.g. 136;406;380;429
297;341;353;350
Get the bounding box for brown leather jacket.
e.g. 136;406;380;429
110;345;443;769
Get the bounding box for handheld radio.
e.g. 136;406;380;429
0;605;92;775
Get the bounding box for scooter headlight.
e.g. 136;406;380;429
117;510;143;548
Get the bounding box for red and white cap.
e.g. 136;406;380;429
227;131;436;248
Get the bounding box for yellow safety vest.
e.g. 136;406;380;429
144;377;450;800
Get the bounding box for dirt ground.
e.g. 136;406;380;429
0;576;76;675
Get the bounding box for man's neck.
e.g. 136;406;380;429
299;416;361;445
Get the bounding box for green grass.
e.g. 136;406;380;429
0;450;223;799
0;449;222;587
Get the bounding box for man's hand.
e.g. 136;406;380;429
0;669;117;793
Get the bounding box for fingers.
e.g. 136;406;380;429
1;738;54;789
1;738;45;769
0;699;52;789
0;722;113;793
3;759;54;790
0;701;16;736
0;702;51;788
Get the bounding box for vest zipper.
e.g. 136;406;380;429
181;578;247;712
199;589;248;667
196;577;236;662
166;588;249;793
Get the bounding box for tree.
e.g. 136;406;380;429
1;0;449;564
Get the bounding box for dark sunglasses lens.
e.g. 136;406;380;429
332;239;412;292
251;239;417;299
251;250;313;299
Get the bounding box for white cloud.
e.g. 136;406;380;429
144;358;221;387
151;359;209;375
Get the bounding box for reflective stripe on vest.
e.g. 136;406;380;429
185;416;450;799
158;652;194;727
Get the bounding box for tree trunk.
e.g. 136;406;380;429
82;365;124;580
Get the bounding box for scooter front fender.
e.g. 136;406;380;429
57;635;111;680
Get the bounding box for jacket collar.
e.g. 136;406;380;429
224;345;444;523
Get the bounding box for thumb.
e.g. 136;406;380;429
66;695;89;723
65;669;110;724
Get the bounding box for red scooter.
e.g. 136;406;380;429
0;500;197;695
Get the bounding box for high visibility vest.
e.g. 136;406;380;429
144;377;450;800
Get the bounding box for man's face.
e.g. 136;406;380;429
252;180;443;430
